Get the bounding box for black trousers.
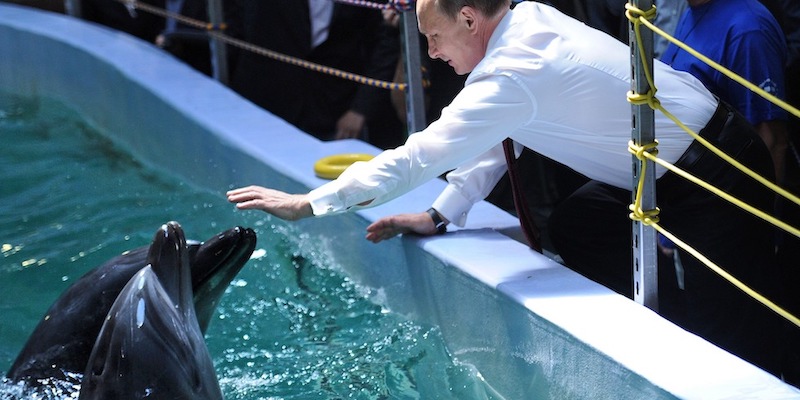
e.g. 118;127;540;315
549;101;784;376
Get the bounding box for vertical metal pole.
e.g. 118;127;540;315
629;0;658;310
399;9;427;135
64;0;81;17
206;0;229;85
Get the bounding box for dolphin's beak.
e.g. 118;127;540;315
190;226;257;332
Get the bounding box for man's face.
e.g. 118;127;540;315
417;0;484;75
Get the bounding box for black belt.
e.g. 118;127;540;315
673;100;735;170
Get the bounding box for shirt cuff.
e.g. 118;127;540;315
307;182;347;216
431;184;474;228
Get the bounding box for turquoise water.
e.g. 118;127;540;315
0;92;495;399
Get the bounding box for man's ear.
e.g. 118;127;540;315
460;6;477;30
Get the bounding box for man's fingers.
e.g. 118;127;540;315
227;189;254;202
366;229;399;243
227;192;250;202
233;199;262;210
227;185;259;197
365;217;414;243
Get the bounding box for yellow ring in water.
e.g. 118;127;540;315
313;153;374;180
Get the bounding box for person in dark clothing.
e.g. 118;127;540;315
764;0;800;388
154;0;222;77
80;0;166;43
226;1;405;148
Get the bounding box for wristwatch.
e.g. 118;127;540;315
426;208;447;235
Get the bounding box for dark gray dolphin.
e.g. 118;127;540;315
79;222;222;399
5;222;256;390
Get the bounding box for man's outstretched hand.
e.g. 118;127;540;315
227;185;313;221
229;186;446;243
366;212;443;243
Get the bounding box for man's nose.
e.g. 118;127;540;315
426;39;439;59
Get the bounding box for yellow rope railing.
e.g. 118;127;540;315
639;14;800;120
627;3;800;234
122;0;225;31
205;31;404;90
116;0;415;92
633;196;800;328
625;3;800;328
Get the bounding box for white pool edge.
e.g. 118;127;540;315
1;3;797;399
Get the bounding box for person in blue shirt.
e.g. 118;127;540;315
661;0;789;182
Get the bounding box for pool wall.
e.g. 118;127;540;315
1;3;797;399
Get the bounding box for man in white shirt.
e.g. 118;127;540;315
228;0;782;378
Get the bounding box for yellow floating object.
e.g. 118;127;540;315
313;153;374;180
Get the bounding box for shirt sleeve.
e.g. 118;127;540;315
307;73;534;217
432;143;509;227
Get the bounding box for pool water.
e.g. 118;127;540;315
0;92;497;400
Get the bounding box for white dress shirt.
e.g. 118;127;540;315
307;2;717;227
308;0;333;48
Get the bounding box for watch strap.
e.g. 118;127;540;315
426;208;447;235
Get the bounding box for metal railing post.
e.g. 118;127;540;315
206;0;228;85
629;0;658;311
399;8;426;135
64;0;81;17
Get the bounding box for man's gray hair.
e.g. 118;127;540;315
435;0;511;20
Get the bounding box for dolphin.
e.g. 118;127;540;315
79;221;223;399
5;222;256;392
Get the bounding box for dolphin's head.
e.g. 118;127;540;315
127;221;258;332
188;225;257;332
146;221;193;316
80;222;225;399
78;222;236;399
6;222;256;390
79;263;223;400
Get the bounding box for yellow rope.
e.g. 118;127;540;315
627;140;661;224
655;105;800;215
116;0;413;92
630;141;800;240
625;3;800;229
206;31;405;90
625;3;800;328
625;3;661;225
625;2;658;94
649;218;800;328
639;15;800;120
125;1;224;31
